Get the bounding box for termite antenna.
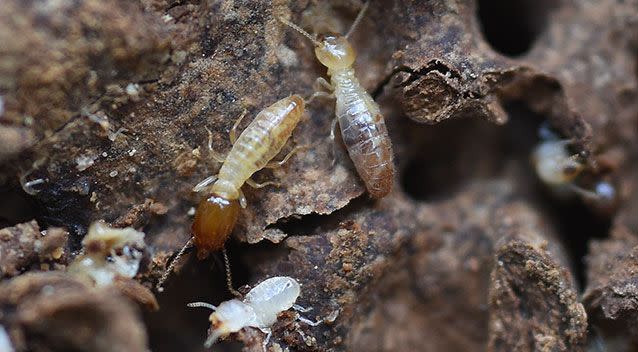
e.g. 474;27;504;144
157;237;194;292
345;1;370;39
187;302;218;311
222;247;243;298
278;16;321;46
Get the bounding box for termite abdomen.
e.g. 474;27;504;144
192;195;240;259
339;106;394;198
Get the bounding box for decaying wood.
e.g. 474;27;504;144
1;0;638;351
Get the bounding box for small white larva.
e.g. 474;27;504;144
531;130;617;206
532;139;584;186
188;276;319;350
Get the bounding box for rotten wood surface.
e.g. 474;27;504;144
1;0;638;351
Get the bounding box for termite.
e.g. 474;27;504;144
188;276;320;350
279;2;395;199
531;126;617;206
157;95;306;292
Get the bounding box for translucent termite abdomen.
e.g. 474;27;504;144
332;69;394;198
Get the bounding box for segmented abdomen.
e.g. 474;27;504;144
332;69;394;198
212;96;304;198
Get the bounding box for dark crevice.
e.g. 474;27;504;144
476;0;559;57
165;1;186;12
399;101;613;288
0;183;40;228
504;103;612;288
146;243;246;352
540;188;611;287
0;176;91;251
400;116;509;202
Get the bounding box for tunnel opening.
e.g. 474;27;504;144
476;0;559;57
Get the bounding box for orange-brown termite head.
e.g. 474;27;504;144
191;194;240;259
315;33;356;70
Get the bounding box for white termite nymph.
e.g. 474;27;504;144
531;126;618;207
532;139;584;187
188;276;319;350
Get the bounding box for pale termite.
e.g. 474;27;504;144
157;95;306;292
188;276;320;350
279;2;395;198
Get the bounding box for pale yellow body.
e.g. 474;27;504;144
209;95;305;200
314;34;395;198
279;12;395;198
329;66;393;198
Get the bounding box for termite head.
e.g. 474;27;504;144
188;300;257;348
192;194;240;259
205;300;257;347
532;140;585;186
315;33;356;70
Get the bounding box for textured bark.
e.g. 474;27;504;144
0;272;148;352
0;221;68;278
489;241;586;352
0;0;637;351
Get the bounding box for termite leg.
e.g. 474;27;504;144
222;247;242;298
293;304;313;313
305;91;334;104
205;127;226;163
259;328;272;352
265;144;308;169
19;158;47;195
239;189;247;208
329;118;338;142
314;77;334;92
246;178;281;189
293;304;321;326
230;109;249;144
297;315;322;327
193;175;218;193
567;183;598;199
329;118;339;167
157;237;194;292
210;148;226;162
